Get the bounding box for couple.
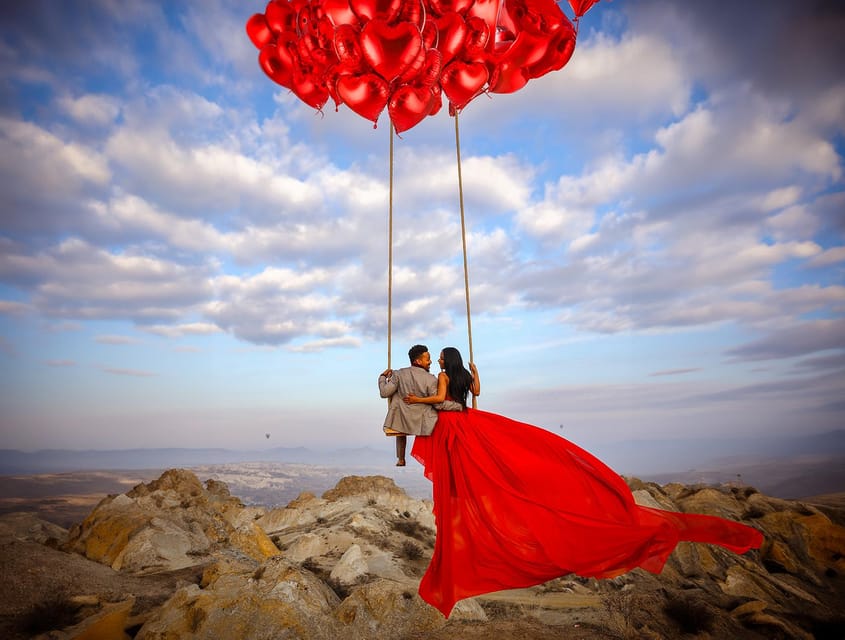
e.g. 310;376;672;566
379;345;763;618
377;344;479;466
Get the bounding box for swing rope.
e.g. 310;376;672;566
453;112;476;409
385;116;476;409
387;122;394;371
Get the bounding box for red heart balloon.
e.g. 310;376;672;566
428;84;443;116
422;20;438;49
467;0;499;22
297;33;331;69
428;0;474;17
334;24;364;70
291;66;329;110
497;30;549;69
441;60;488;110
388;84;436;133
398;44;427;85
318;0;359;26
487;60;528;93
418;49;443;88
435;13;469;66
464;16;490;53
526;22;576;78
337;73;390;123
265;0;296;35
397;0;425;29
258;36;297;88
568;0;599;18
360;20;423;82
348;0;402;23
246;13;273;49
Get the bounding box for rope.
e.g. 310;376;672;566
454;112;476;409
387;123;394;370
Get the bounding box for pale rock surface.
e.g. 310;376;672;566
329;543;369;586
0;512;67;545
136;557;340;640
7;470;845;640
64;469;279;574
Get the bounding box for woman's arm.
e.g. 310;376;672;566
469;362;480;397
404;372;448;404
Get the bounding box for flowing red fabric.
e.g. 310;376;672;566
411;409;764;617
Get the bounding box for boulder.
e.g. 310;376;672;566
136;557;340;640
65;469;279;573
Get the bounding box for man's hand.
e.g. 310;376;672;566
381;368;393;378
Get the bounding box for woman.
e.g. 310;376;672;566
404;348;763;618
404;347;480;410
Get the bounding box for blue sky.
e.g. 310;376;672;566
0;1;843;473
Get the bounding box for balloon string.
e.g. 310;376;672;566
388;122;394;371
454;112;476;409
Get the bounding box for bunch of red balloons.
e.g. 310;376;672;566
246;0;599;132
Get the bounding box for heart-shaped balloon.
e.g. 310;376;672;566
418;49;443;88
360;20;423;82
297;33;331;69
441;60;488;110
463;16;490;53
500;30;550;68
398;45;427;85
319;0;359;26
258;35;298;88
397;0;425;30
349;0;402;23
388;84;436;133
428;0;475;17
337;73;390;123
428;84;443;116
435;13;468;66
422;20;439;49
334;23;364;70
487;60;528;94
297;5;316;35
291;65;329;110
246;13;273;49
265;1;297;35
568;0;599;18
526;22;576;78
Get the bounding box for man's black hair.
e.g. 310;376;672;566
408;344;428;363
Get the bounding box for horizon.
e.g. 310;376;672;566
1;1;843;469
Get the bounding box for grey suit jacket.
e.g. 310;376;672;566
378;366;438;436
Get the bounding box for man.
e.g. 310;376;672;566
378;344;438;466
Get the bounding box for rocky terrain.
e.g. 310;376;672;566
1;469;843;639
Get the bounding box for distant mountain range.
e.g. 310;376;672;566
0;445;391;475
2;430;843;500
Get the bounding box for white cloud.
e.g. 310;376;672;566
58;93;121;127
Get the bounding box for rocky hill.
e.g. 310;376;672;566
0;469;843;639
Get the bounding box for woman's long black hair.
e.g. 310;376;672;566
442;347;473;409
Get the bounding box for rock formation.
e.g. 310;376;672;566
1;469;843;639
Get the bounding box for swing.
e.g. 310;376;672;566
384;113;476;440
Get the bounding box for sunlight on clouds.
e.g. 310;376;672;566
288;336;361;353
0;300;30;315
58;94;121;127
808;247;845;268
570;33;690;118
758;186;803;212
766;205;819;241
141;322;222;337
0;117;110;192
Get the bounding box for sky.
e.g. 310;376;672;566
0;1;843;472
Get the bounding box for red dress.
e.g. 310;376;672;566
411;409;764;617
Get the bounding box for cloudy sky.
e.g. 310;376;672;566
1;1;843;472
